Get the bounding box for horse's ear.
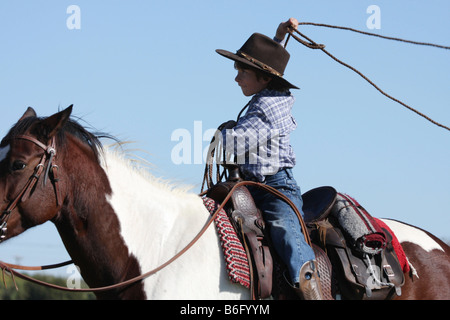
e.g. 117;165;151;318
19;107;37;121
37;105;73;140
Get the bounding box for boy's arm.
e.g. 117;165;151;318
274;17;299;42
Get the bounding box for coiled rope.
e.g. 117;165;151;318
285;23;450;132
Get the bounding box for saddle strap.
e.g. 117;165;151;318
245;232;273;299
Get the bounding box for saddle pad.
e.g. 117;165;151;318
374;218;410;273
202;197;251;288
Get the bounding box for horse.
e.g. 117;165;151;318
0;106;449;299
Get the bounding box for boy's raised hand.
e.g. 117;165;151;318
275;18;299;41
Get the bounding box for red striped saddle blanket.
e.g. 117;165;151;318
202;197;251;288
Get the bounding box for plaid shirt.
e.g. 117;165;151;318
222;89;297;182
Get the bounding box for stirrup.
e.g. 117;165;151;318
296;260;324;300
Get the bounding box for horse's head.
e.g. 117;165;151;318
0;106;72;241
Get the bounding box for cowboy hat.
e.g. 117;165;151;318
216;33;299;89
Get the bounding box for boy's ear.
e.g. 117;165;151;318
262;75;272;85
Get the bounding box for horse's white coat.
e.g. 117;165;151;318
102;148;249;299
0;145;10;162
380;218;444;252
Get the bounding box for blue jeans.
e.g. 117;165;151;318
248;168;315;284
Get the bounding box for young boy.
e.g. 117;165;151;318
216;18;323;300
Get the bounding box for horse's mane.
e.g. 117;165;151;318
2;115;113;163
102;141;197;196
60;117;109;161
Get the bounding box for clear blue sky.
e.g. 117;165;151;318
0;1;449;277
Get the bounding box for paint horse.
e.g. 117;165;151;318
0;106;449;299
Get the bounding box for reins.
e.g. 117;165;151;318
0;180;307;294
284;23;450;132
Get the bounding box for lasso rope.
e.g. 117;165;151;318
297;22;450;50
285;23;450;132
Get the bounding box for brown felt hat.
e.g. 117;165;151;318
216;33;299;89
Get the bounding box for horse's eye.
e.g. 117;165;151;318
11;160;26;171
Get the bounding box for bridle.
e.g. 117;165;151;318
0;135;61;241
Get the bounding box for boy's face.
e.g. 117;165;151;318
235;67;271;96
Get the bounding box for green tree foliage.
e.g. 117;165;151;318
0;273;95;300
